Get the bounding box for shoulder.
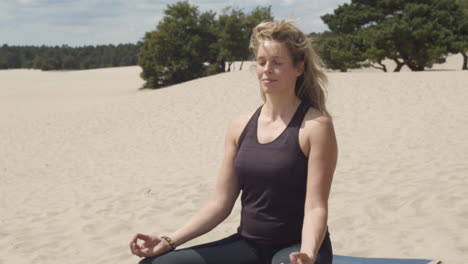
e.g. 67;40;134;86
302;107;336;146
303;107;334;130
226;111;255;147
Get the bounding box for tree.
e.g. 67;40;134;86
216;7;247;72
214;6;273;73
449;0;468;70
138;1;214;88
321;0;467;71
198;11;221;75
138;1;273;88
311;32;365;72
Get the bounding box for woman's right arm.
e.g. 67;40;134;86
130;114;249;257
165;114;246;247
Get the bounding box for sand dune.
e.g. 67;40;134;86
0;55;466;264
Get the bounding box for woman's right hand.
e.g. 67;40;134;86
129;233;173;258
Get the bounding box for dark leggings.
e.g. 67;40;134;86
139;232;332;264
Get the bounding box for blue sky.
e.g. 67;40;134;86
0;0;350;46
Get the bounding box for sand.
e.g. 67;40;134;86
0;54;466;264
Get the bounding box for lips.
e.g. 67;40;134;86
262;78;277;83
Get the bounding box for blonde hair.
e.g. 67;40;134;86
249;20;331;117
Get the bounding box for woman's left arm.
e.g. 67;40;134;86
291;116;338;264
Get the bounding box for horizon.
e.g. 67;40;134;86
0;0;350;47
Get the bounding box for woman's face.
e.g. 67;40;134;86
256;40;303;95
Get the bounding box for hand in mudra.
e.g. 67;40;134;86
129;233;172;258
289;252;315;264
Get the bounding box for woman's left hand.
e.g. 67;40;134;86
289;252;315;264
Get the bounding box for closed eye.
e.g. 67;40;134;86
256;60;283;66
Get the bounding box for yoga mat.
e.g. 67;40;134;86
333;255;435;264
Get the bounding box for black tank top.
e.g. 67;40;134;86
234;101;310;245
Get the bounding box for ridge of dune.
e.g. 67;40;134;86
0;55;466;264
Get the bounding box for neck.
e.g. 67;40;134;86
262;92;301;121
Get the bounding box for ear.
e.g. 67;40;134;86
296;61;305;77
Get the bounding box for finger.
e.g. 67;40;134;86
140;247;150;257
131;240;147;258
130;242;138;254
132;246;143;257
290;252;301;264
132;245;140;254
135;233;151;241
137;247;147;258
130;233;151;252
130;234;139;248
290;254;297;264
131;233;151;245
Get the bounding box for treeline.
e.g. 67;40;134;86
138;1;272;88
3;0;464;85
0;44;140;70
311;0;468;72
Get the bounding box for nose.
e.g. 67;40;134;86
263;61;273;73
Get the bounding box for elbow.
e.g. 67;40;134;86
218;202;236;220
208;198;235;221
304;206;328;219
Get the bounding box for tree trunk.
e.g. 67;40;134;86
227;62;232;72
462;52;467;70
370;61;387;72
379;62;387;72
393;59;405;72
240;60;244;71
218;60;226;73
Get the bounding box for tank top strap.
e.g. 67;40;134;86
237;104;264;147
289;101;310;129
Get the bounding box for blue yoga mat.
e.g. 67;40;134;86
333;255;433;264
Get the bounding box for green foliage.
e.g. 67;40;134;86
216;7;248;72
0;44;139;70
319;0;468;71
138;1;273;88
138;1;216;88
311;32;363;72
450;0;468;69
215;6;272;72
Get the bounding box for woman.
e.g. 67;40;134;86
129;20;337;264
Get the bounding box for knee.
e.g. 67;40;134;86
137;256;172;264
138;257;153;264
137;254;172;264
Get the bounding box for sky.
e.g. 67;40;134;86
0;0;350;46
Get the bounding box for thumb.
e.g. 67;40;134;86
289;252;299;264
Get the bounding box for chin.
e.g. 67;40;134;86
260;84;282;95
